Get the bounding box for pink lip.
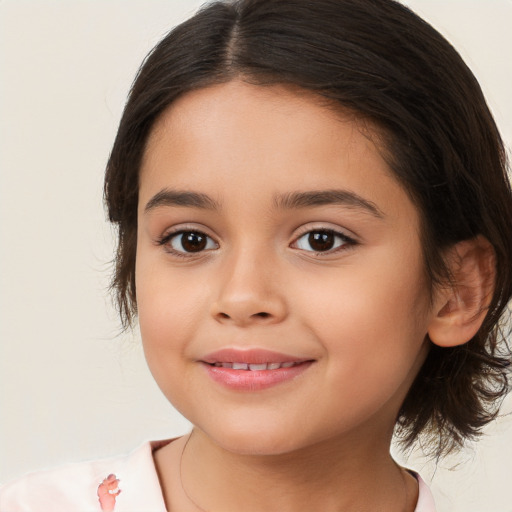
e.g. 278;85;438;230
200;348;314;391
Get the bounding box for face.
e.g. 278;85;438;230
136;81;434;456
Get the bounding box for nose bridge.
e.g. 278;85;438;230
211;241;287;325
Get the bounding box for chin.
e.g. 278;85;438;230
198;420;311;457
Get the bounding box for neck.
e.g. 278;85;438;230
156;428;417;512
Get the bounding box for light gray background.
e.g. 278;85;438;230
1;1;511;511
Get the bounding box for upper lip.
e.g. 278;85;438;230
201;348;311;365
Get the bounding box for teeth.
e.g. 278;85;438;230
212;362;299;370
248;363;267;371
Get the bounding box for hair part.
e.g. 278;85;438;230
104;0;512;458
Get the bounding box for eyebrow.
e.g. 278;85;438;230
273;189;384;218
144;189;220;213
144;187;383;218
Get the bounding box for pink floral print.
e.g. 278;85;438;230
97;474;121;511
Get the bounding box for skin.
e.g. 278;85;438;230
135;81;439;511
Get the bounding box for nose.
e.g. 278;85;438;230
210;249;288;327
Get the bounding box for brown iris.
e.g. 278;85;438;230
308;231;336;252
180;232;208;252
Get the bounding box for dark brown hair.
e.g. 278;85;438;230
104;0;512;457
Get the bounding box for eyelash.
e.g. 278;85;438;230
156;227;357;257
156;229;218;258
292;229;357;255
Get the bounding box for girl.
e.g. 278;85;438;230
1;0;511;511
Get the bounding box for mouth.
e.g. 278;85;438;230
201;348;311;366
200;349;314;391
207;361;303;370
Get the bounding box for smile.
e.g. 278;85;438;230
209;362;300;370
202;354;313;390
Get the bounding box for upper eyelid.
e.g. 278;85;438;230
291;223;358;241
291;229;356;246
157;224;217;241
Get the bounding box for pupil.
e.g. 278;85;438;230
308;231;334;251
182;232;207;252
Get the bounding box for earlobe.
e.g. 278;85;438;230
428;236;496;348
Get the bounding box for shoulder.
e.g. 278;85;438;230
0;440;170;512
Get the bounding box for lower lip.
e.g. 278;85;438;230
202;362;313;391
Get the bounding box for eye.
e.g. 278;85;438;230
293;229;354;253
161;230;218;254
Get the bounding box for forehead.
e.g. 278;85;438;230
139;80;413;222
145;81;384;152
142;81;383;173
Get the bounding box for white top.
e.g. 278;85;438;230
0;440;437;511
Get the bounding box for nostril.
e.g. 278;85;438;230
214;310;277;323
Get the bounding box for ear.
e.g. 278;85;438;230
428;235;496;348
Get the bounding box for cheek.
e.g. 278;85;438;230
295;250;431;387
135;255;207;359
135;261;209;410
